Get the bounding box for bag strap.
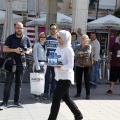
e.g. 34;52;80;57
20;35;25;44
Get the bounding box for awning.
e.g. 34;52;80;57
0;10;23;24
99;0;116;10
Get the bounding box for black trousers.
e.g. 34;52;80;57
48;80;83;120
76;66;90;96
3;66;24;103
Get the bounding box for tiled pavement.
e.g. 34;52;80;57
0;80;120;120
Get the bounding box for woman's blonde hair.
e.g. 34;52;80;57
82;34;90;43
38;32;46;42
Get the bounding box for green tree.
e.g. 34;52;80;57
114;7;120;18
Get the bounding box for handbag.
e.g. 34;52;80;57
0;57;16;72
30;73;45;95
0;57;5;68
78;53;93;67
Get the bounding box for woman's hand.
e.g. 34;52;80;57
93;60;96;64
78;52;83;57
54;66;61;68
106;64;110;69
15;48;23;54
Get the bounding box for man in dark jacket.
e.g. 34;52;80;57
0;22;32;110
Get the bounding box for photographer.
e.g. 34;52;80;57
0;22;32;110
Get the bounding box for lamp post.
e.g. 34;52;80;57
96;0;99;19
46;0;58;35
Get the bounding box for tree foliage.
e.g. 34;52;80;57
114;7;120;18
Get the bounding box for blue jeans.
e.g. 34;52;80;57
89;62;98;85
44;66;56;94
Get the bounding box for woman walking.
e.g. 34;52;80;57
48;30;83;120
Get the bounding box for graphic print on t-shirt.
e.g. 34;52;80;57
117;50;120;57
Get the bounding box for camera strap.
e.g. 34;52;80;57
20;35;25;44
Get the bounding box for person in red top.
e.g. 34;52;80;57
106;33;120;95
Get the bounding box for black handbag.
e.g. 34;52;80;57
0;57;5;68
0;57;16;72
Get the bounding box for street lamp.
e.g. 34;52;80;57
96;0;99;19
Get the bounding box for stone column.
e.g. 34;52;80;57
35;0;40;42
116;0;120;9
71;0;89;34
46;0;58;35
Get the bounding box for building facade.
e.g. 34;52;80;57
0;0;120;46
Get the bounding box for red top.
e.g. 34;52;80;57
110;43;120;67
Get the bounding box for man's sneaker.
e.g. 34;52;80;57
14;101;24;108
50;93;53;99
0;102;7;110
42;93;49;100
106;90;112;95
86;95;90;100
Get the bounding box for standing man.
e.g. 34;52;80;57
43;23;58;99
0;22;32;110
106;33;120;95
77;28;83;44
89;32;100;88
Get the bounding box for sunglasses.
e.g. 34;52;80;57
39;36;46;38
15;27;23;30
50;28;57;30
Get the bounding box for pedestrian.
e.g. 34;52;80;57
32;32;47;99
89;32;100;88
43;23;58;99
106;33;120;95
71;32;79;82
48;30;83;120
77;28;83;44
74;34;91;100
0;22;32;110
71;32;79;51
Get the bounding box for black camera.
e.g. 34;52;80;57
19;48;26;69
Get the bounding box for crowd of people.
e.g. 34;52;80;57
0;21;120;120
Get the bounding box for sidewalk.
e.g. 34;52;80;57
0;82;120;120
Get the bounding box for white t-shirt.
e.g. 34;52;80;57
55;46;74;84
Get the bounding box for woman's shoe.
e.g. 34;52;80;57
75;115;83;120
74;94;80;98
86;95;90;100
75;118;82;120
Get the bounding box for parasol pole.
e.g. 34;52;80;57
107;27;110;56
